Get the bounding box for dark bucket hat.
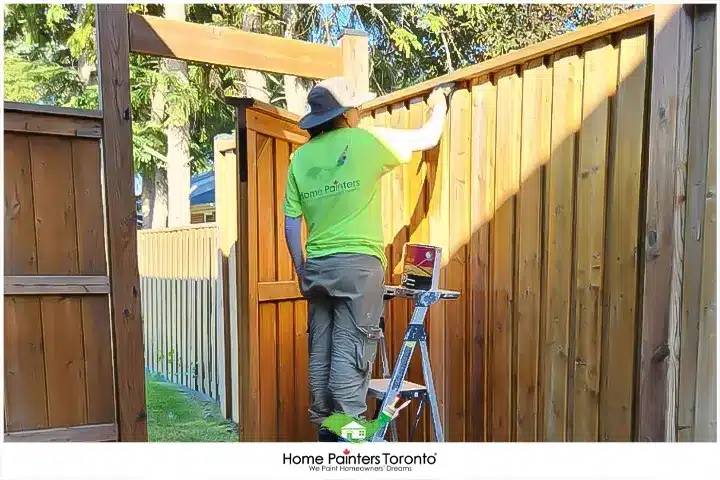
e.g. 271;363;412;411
298;77;376;131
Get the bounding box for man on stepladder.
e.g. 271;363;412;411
283;76;452;442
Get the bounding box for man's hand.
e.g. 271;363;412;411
427;82;454;110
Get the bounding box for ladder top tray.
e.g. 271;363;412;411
383;285;460;300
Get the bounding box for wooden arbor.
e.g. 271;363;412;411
93;5;369;441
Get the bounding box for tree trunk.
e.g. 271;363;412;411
141;170;155;229
152;169;169;229
282;4;309;115
241;9;269;102
148;43;169;229
164;3;191;227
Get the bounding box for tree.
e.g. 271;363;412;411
163;3;192;227
5;4;638;227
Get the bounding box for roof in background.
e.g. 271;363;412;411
190;170;214;206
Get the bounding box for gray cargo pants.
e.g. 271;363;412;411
300;253;385;425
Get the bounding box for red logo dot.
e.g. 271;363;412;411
343;449;350;455
334;180;339;185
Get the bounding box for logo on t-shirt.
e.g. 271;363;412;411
306;144;349;182
300;178;360;200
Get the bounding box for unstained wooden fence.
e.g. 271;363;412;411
137;225;225;402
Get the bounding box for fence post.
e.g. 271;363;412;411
214;134;237;419
96;4;148;442
340;29;369;97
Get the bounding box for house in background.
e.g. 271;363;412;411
190;170;215;223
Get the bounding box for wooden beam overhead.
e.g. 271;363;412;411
128;13;343;79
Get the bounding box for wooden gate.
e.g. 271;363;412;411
220;100;315;441
4;103;146;441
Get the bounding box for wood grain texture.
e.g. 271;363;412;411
374;107;395;390
41;295;87;427
4;422;118;442
636;6;684;442
407;97;430;441
446;88;471;442
274;139;296;442
4;111;102;138
256;134;278;441
128;13;342;79
491;67;522;442
693;30;716;440
96;4;147;441
28;133;88;428
540;48;583;442
571;38;616;442
602;26;648;442
4;133;38;275
4;102;103;119
426;96;451;436
678;5;715;442
4;296;48;432
469;78;496;441
4;276;110;295
71;136;115;424
340;30;370;97
389;102;411;441
666;4;694;442
516;59;552;442
246;110;309;145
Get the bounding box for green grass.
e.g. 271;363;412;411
146;375;238;442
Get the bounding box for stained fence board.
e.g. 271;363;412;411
274;139;296;441
515;59;552;442
390;103;415;441
445;88;471;442
407;97;430;442
571;37;617;442
426;96;451;434
375;107;395;385
469;78;496;442
29;135;88;428
4;132;49;432
540;48;583;442
294;300;313;441
490;66;522;442
4;296;48;432
256;134;279;441
600;26;648;442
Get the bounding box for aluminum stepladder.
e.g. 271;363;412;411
367;285;460;442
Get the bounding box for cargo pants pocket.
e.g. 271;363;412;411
354;325;382;375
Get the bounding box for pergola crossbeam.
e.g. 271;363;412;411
128;13;343;79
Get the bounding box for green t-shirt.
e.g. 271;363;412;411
283;127;408;268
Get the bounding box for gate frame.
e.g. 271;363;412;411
94;4;369;440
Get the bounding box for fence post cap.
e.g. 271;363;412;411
340;28;368;38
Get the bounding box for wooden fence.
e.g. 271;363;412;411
4;103;146;441
212;5;715;442
137;225;226;403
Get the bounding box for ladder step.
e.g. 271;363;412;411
368;378;427;400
